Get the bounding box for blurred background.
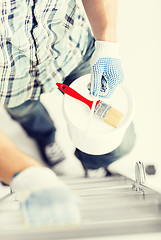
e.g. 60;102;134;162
0;0;161;191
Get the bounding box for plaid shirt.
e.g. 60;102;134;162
0;0;91;107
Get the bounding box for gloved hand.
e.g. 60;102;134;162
10;166;81;226
90;41;124;98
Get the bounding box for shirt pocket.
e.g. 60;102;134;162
35;0;74;44
0;0;32;51
0;0;35;72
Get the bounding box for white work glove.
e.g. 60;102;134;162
90;41;124;98
10;166;81;226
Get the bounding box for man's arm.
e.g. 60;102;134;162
0;130;41;184
82;0;123;99
82;0;117;42
0;130;81;226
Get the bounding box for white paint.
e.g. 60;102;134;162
62;74;133;154
64;74;132;133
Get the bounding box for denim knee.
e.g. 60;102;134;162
5;100;41;123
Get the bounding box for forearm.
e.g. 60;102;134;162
82;0;117;42
0;130;42;185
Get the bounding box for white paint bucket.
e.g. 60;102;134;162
63;74;134;155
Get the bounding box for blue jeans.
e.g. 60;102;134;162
5;35;136;170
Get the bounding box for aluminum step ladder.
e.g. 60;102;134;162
0;162;161;240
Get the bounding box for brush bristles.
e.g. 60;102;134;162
104;107;124;127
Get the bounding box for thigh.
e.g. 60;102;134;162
63;33;95;86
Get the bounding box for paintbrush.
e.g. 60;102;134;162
57;83;124;128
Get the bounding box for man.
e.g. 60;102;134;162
0;0;135;177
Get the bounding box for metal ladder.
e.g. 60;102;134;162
0;162;161;240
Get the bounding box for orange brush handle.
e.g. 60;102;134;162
56;83;100;109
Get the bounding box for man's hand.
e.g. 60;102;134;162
10;166;81;226
90;41;124;98
82;0;123;98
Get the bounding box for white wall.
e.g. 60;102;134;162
109;0;161;188
118;0;161;155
